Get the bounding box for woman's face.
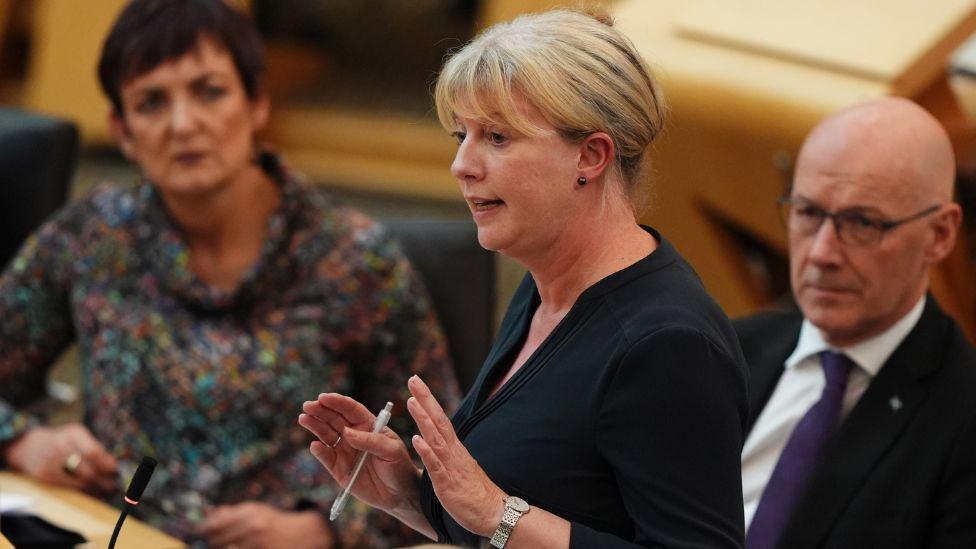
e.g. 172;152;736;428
110;37;269;198
450;99;584;259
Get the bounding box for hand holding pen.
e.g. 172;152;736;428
331;401;393;520
300;378;500;541
299;393;428;527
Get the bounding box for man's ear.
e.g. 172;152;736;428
925;203;962;263
107;109;135;160
577;132;615;183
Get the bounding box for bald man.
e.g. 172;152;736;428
736;98;976;549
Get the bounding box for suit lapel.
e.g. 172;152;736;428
744;316;802;433
779;299;950;548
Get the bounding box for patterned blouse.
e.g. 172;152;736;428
0;154;460;547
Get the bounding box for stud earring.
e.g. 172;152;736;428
577;176;587;186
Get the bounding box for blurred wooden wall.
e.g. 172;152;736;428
614;0;976;340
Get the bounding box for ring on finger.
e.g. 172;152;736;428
326;435;342;449
62;452;83;477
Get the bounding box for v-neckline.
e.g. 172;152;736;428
473;230;663;408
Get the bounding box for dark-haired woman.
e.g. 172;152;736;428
0;1;459;547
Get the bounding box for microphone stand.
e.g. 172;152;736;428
108;456;157;549
107;504;132;549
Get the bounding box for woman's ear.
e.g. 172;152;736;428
107;109;135;161
250;91;271;132
577;132;615;182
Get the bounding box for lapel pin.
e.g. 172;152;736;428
889;395;903;412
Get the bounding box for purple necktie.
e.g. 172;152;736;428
746;351;855;549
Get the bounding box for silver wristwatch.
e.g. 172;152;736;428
489;496;530;548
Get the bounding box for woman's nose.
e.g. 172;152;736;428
450;140;484;182
169;97;200;135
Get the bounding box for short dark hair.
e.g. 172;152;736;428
97;0;265;115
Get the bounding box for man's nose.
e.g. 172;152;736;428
807;217;845;265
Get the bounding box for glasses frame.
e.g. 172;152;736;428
777;196;941;247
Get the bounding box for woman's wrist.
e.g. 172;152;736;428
386;467;438;539
2;427;44;470
386;466;423;516
477;492;508;538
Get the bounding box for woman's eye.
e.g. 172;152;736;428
487;132;507;145
451;131;466;145
200;85;227;101
135;94;165;114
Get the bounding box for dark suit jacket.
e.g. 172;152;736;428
735;298;976;549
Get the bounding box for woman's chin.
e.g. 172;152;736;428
154;176;225;198
475;226;512;253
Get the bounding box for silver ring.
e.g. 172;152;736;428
326;435;342;449
62;452;82;477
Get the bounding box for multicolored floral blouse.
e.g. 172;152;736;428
0;154;460;547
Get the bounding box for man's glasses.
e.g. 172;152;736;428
778;197;941;247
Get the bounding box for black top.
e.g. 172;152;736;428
420;229;748;548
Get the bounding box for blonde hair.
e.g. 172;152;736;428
434;8;666;195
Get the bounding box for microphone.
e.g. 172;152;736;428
109;456;157;549
124;456;157;505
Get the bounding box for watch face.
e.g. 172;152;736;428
506;496;530;513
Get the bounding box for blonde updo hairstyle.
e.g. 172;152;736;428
435;9;665;203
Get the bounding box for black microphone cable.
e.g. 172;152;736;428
108;456;157;549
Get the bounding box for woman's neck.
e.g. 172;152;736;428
158;162;282;290
522;203;656;314
162;164;277;242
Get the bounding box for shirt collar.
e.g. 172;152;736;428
784;296;926;377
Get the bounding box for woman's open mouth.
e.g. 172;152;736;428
173;152;206;165
473;199;504;212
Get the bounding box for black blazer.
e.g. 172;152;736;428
734;298;976;549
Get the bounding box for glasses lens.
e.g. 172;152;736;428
835;213;882;246
787;203;825;235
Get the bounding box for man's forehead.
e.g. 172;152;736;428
793;165;920;213
794;130;922;208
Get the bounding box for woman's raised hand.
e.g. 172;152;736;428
299;393;422;516
407;375;507;538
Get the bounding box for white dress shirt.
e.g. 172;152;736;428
741;297;925;527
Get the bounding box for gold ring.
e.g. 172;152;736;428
326;435;342;449
62;452;83;477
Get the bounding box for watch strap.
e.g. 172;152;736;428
489;498;528;548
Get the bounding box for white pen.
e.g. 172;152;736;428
330;401;394;521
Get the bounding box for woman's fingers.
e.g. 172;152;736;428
300;393;380;453
341;426;404;462
411;434;446;475
407;396;448;453
309;441;340;479
300;412;362;475
301;393;410;494
55;425;118;493
72;430;118;492
317;393;378;427
407;375;458;448
298;410;342;448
